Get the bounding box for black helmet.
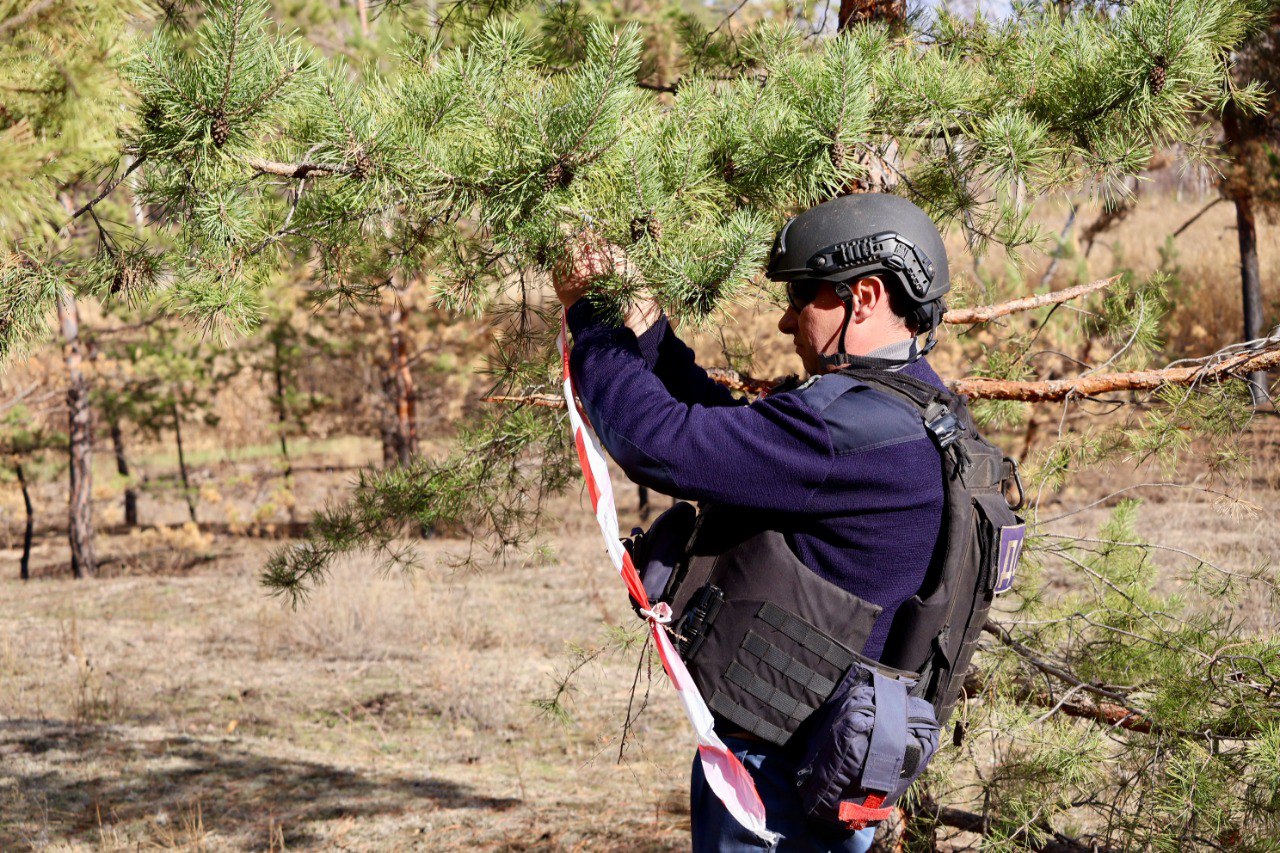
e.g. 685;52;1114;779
766;194;950;358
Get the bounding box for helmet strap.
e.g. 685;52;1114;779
819;285;927;372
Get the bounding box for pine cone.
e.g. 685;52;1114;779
721;157;736;183
1148;57;1167;95
830;140;847;171
111;262;143;297
545;161;574;191
211;113;230;147
629;215;662;243
353;149;374;181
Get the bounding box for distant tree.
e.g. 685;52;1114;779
1221;6;1280;402
0;406;62;580
1;0;137;576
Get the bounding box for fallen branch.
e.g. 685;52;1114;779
243;157;356;178
942;276;1119;325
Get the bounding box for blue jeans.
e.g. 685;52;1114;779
690;736;877;853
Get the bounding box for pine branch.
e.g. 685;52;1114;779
981;621;1146;716
66;155;149;225
218;0;249;116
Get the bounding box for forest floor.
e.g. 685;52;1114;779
2;423;1279;851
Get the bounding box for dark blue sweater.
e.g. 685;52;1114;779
566;301;945;660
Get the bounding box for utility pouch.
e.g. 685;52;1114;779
795;663;941;831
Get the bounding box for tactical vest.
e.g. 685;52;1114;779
659;367;1024;747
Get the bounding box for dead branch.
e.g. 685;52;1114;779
942;276;1120;325
482;343;1280;408
914;798;1122;853
703;367;779;396
952;344;1280;402
243;157;356;178
480;393;564;409
0;0;56;35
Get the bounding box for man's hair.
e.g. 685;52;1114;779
883;279;922;334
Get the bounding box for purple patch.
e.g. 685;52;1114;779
994;524;1025;595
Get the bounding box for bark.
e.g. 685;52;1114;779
15;460;34;580
172;402;198;523
380;294;418;467
109;415;138;528
57;291;95;578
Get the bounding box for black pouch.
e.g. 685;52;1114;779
624;500;697;613
795;662;941;830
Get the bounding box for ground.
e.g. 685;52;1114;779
3;434;1278;851
1;477;700;851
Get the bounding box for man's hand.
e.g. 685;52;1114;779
552;232;663;336
551;232;617;309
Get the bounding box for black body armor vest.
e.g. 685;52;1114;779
658;367;1024;747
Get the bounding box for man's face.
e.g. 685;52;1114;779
777;281;851;376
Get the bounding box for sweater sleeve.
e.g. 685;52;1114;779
570;301;742;408
566;301;835;509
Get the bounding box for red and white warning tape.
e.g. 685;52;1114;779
559;315;777;844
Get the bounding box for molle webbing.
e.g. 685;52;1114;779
757;603;857;672
741;630;838;698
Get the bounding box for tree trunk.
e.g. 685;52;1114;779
1221;101;1271;405
109;415;138;527
380;295;418;467
838;0;905;30
356;0;369;37
58;290;95;578
273;338;297;523
15;461;34;581
1232;190;1269;404
172;402;198;523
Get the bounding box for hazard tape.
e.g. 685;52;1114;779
558;314;777;844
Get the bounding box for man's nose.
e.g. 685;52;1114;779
778;305;797;334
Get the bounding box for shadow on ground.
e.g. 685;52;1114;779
0;720;518;848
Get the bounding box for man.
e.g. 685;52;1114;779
553;194;951;852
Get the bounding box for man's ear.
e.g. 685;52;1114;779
848;276;885;322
